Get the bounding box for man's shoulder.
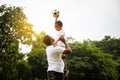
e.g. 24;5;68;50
47;45;64;49
47;45;62;49
55;46;65;51
46;45;53;50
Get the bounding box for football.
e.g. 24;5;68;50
52;9;60;17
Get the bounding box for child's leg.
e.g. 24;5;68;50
62;54;69;77
63;58;67;69
62;54;67;68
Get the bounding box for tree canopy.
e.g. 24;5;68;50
0;4;34;80
0;4;120;80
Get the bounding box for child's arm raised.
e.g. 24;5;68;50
54;16;59;25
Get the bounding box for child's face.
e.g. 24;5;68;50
55;23;62;31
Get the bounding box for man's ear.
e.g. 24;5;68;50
51;38;55;43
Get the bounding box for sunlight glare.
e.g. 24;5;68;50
32;26;42;34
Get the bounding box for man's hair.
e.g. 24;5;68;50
43;35;51;46
55;20;63;27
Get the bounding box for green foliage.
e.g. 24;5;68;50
0;4;119;80
93;35;120;80
0;4;34;44
94;35;120;57
27;32;47;80
0;4;34;80
32;31;46;49
67;41;119;80
28;51;47;80
16;60;31;80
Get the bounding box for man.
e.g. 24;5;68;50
43;35;72;80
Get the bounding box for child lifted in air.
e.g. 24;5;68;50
53;14;69;77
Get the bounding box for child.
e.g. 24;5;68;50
54;16;69;77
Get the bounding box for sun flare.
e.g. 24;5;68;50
32;26;42;34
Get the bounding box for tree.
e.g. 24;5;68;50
67;41;119;80
27;32;47;80
93;35;120;79
94;35;120;57
16;60;31;80
66;36;75;43
0;4;34;80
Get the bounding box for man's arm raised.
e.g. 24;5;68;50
60;38;72;54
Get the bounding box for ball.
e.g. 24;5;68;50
52;9;60;17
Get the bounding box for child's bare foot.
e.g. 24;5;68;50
64;69;69;77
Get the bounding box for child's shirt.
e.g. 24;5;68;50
55;30;65;47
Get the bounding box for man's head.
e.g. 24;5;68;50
43;35;54;46
55;20;63;31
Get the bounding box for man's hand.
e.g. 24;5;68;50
61;37;72;54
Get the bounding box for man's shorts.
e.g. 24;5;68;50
47;71;64;80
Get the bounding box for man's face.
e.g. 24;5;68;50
50;36;55;44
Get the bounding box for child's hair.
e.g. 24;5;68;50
55;20;63;27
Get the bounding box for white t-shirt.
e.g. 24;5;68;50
55;30;65;47
46;45;65;73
